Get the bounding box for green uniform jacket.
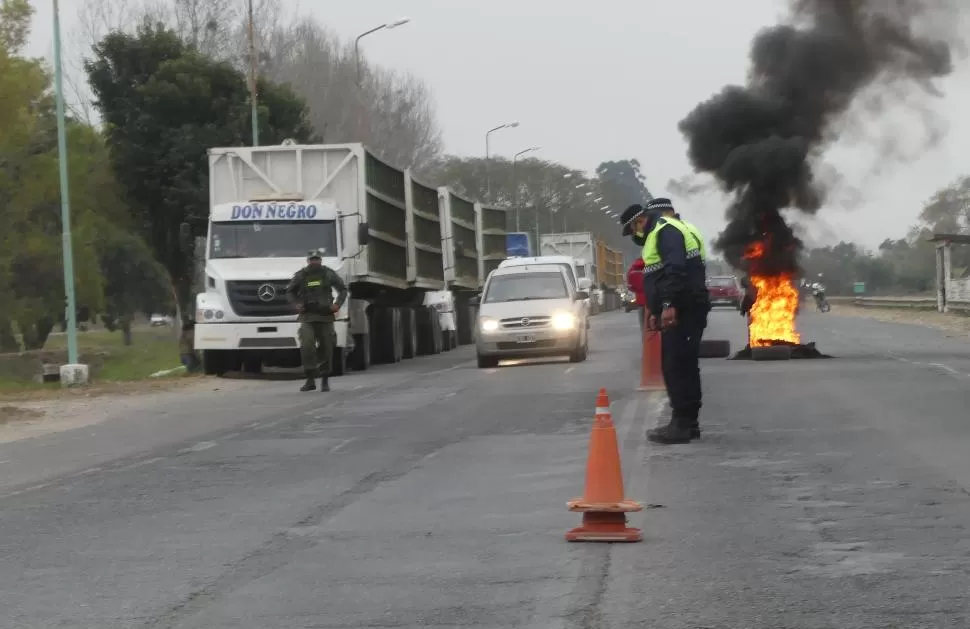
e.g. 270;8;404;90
286;264;348;323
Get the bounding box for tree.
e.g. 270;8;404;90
0;4;107;350
85;22;315;310
425;155;633;254
596;159;653;209
74;0;444;170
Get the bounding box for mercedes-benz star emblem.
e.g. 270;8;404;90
520;318;531;327
257;284;277;302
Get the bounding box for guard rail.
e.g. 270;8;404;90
827;296;970;312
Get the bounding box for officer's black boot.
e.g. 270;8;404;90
319;375;330;392
688;404;701;440
300;371;316;392
647;411;693;445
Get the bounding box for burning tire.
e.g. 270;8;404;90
750;345;792;361
699;339;731;358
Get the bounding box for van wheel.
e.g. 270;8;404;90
477;354;499;368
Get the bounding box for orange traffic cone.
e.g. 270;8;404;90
565;389;643;542
638;317;665;392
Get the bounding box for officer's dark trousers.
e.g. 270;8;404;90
299;321;335;377
660;307;707;417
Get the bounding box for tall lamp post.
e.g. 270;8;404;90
511;146;541;233
485;122;519;203
355;17;411;86
52;0;79;370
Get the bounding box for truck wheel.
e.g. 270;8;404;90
202;350;226;376
350;332;371;371
331;345;348;376
456;305;473;345
242;357;263;374
415;306;437;356
699;339;731;359
390;307;404;363
430;310;443;354
402;307;418;359
369;307;390;364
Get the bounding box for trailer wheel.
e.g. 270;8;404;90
369;307;391;364
331;345;348;377
415;306;437;356
350;322;371;372
402;307;418;359
699;339;732;359
389;307;404;363
751;345;792;361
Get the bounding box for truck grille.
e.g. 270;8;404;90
226;280;293;318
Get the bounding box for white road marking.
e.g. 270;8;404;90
328;438;356;453
178;441;217;454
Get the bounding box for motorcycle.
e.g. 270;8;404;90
812;284;831;313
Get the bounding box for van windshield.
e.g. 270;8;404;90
484;272;568;303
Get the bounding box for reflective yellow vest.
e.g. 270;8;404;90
641;217;702;273
680;219;707;261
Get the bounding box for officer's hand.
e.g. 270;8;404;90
330;304;340;314
661;306;678;328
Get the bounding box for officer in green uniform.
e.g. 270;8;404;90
621;198;711;444
286;249;348;392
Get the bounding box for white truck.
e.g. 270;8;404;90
538;232;601;310
190;142;506;376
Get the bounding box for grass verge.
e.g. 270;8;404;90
0;325;189;397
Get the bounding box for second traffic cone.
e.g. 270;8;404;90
638;318;665;392
566;389;643;543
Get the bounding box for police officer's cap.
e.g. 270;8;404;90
306;249;323;260
645;197;676;214
620;204;646;236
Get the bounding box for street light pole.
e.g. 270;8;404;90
355;17;411;86
247;0;258;145
52;0;79;366
485;122;519;203
511;146;540;233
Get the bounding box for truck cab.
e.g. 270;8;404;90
194;197;350;375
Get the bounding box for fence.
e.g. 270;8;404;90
828;295;970;312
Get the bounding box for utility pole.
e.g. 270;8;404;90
52;0;79;368
247;0;259;145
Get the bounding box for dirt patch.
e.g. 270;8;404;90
0;406;43;426
0;377;255;444
831;305;970;337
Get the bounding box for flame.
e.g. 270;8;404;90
743;242;800;347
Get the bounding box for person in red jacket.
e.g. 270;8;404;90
627;258;646;331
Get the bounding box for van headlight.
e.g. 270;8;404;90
480;317;499;333
552;312;576;330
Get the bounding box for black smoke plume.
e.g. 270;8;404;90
679;0;963;276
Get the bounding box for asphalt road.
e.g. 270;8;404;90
3;307;970;628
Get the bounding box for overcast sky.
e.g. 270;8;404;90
26;0;970;250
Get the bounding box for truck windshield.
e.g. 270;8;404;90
209;221;338;259
484;272;568;303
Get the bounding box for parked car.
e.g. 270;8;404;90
150;313;174;327
706;276;742;309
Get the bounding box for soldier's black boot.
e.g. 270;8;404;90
647;412;692;445
319;376;330;392
300;371;316;392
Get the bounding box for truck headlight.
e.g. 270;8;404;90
552;312;576;330
480;318;499;332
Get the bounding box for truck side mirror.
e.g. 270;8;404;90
179;222;192;252
357;222;371;245
469;294;481;305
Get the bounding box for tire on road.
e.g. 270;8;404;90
699;339;731;359
751;345;792;361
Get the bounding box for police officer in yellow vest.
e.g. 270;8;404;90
620;198;711;444
286;249;348;392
